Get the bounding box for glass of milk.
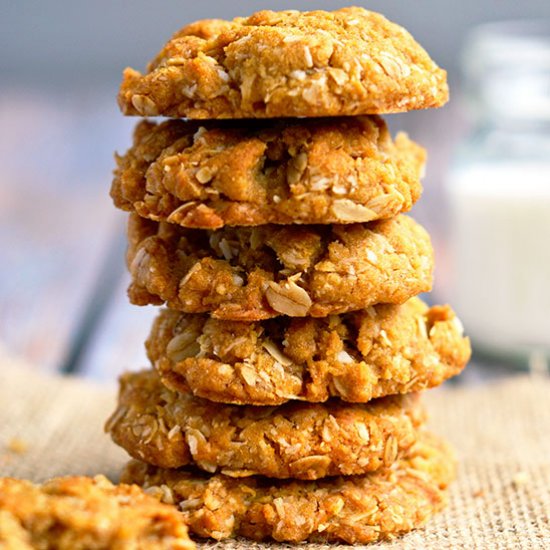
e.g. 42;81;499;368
447;20;550;370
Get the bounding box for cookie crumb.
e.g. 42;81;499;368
7;438;28;454
512;471;529;487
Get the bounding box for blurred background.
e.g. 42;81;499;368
2;0;550;382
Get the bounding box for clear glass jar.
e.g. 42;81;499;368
446;21;550;370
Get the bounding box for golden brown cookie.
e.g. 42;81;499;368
118;7;448;119
106;370;425;480
127;214;433;320
147;298;470;406
121;431;455;544
0;475;194;550
112;117;426;229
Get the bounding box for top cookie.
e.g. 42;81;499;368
118;7;448;119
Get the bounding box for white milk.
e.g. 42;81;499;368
447;162;550;353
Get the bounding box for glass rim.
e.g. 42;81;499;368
468;18;550;42
463;18;550;77
461;19;550;121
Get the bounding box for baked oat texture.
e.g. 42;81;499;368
121;431;455;544
0;475;194;550
147;297;471;406
106;369;425;480
111;117;426;229
118;7;448;118
126;213;433;320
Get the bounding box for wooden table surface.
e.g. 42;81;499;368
0;85;517;384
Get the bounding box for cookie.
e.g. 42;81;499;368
112;117;426;229
147;298;470;406
121;431;454;544
106;370;425;480
0;475;194;549
127;213;433;320
118;7;448;119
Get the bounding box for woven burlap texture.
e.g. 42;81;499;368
0;360;549;549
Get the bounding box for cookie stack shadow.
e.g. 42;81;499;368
105;7;471;545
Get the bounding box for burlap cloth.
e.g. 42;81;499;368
1;359;549;549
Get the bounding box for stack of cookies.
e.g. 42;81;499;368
106;7;471;545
